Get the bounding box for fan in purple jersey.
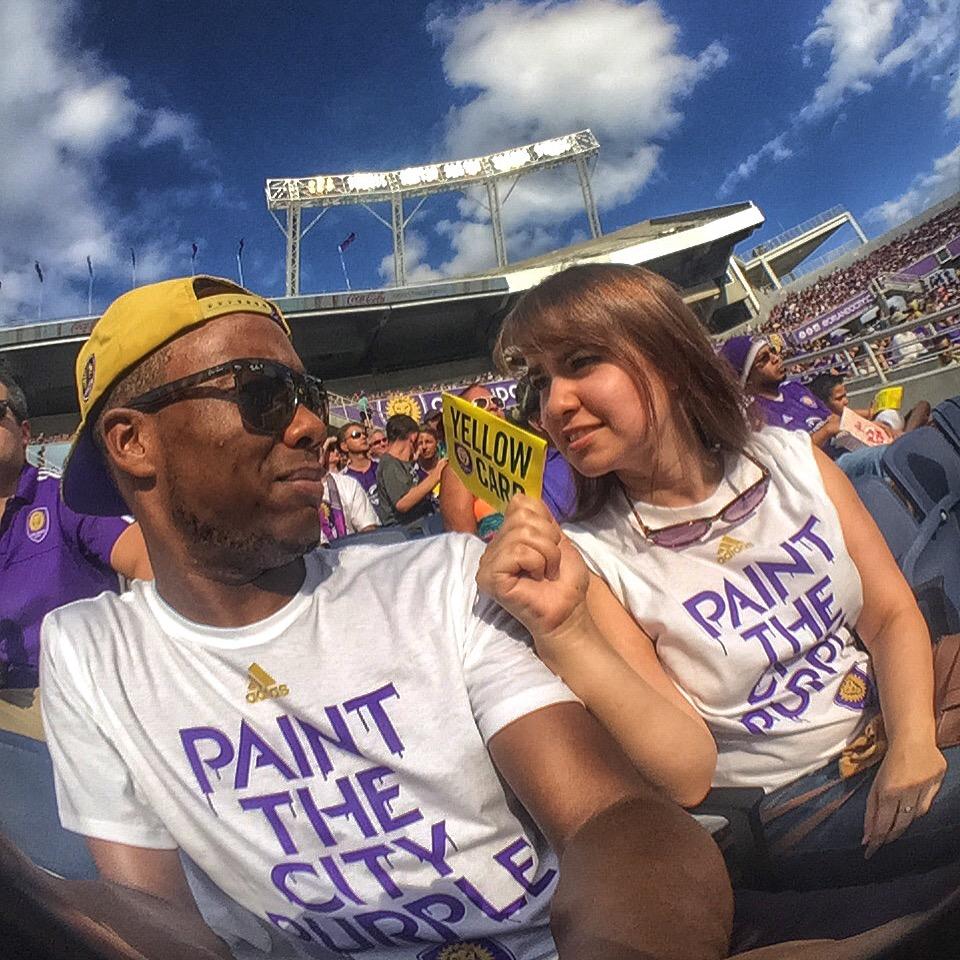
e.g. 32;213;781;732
0;369;152;688
337;420;380;506
719;335;841;450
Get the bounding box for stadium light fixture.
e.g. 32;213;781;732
266;130;602;294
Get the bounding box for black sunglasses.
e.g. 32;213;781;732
126;358;328;437
345;429;365;440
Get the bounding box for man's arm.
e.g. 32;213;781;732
394;461;446;514
489;703;732;960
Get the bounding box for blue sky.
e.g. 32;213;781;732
1;0;958;324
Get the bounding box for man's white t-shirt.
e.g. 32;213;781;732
41;534;578;960
564;428;870;793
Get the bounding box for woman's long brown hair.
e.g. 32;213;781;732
495;263;758;521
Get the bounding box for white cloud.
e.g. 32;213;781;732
378;230;444;286
0;0;210;324
720;0;960;193
799;0;901;120
718;134;793;197
948;64;960;117
865;140;960;226
400;0;725;279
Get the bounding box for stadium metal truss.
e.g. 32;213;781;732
265;130;602;294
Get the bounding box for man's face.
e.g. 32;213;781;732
827;383;849;417
368;429;387;456
746;345;784;391
339;424;369;456
137;313;327;575
0;384;29;476
417;431;437;460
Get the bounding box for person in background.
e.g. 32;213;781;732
319;436;379;544
375;413;446;530
338;421;379;506
415;422;443;505
0;368;151;690
439;383;508;540
367;425;387;459
487;263;959;890
322;436;345;473
720;335;841;450
423;406;446;457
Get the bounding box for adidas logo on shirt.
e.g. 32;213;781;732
716;535;750;565
245;663;289;703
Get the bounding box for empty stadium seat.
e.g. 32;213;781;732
933;395;960;452
849;475;919;564
327;527;413;549
0;729;96;880
881;427;960;517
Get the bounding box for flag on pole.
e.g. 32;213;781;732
130;248;136;269
86;255;93;277
338;232;357;253
34;261;44;283
236;238;245;287
191;242;198;260
238;238;244;256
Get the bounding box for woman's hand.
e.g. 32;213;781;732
476;494;589;643
863;737;946;858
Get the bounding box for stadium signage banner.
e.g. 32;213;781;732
790;290;874;346
332;378;518;427
442;392;547;513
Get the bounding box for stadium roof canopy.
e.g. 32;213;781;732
0;201;763;427
737;206;868;290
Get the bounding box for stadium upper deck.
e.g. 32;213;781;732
0;201;763;429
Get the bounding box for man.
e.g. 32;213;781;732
719;335;840;449
338;421;379;505
320;437;379;544
375;414;446;529
40;276;731;960
367;426;388;459
0;368;150;689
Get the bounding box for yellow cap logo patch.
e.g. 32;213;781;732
81;354;97;402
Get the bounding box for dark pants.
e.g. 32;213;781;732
760;744;960;889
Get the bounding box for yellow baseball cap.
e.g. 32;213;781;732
63;275;291;515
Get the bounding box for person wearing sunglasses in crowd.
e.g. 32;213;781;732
317;437;379;545
37;275;732;960
367;426;388;459
480;263;960;889
338;420;380;506
439;383;510;540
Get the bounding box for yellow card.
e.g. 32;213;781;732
442;392;547;513
873;385;904;412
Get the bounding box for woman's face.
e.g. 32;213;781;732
527;346;671;479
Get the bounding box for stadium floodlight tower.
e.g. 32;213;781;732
265;130;602;295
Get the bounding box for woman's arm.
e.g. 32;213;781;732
477;496;717;807
439;463;479;534
813;445;946;855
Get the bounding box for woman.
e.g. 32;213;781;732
480;263;957;888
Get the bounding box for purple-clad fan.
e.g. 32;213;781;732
719;335;841;449
0;369;151;688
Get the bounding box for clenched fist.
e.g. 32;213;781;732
476;494;590;641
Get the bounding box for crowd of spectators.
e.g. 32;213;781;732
759;202;960;340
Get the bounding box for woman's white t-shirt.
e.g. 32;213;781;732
564;427;872;792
